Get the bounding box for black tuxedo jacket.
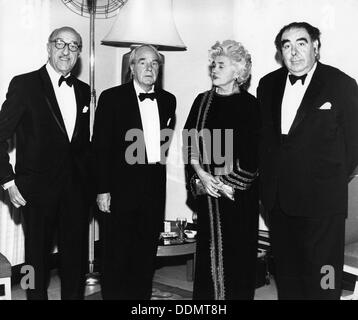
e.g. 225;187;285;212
0;65;91;201
92;81;176;211
257;62;358;218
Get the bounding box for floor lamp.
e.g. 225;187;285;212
61;0;129;287
85;2;98;286
85;0;128;287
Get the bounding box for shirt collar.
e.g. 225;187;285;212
46;63;71;87
133;79;154;96
287;62;317;86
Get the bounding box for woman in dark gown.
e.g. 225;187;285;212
183;40;260;300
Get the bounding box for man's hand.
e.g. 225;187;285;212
8;184;26;208
96;193;111;213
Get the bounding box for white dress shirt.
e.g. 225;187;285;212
46;63;77;141
281;62;317;134
133;80;161;163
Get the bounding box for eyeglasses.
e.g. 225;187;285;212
50;39;81;52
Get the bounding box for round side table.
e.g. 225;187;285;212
156;240;196;281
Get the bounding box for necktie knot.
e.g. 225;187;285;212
289;74;307;85
58;75;74;87
139;92;156;102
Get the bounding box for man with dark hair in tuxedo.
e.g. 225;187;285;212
0;26;91;299
257;22;358;299
93;44;176;299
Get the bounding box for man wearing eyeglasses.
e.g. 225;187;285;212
0;26;91;299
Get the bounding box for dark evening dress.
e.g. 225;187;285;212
183;88;260;300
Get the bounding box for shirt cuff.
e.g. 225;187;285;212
2;180;15;190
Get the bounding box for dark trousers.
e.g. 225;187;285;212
100;196;164;300
269;200;345;300
22;176;89;300
100;164;166;300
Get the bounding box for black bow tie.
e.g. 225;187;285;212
289;74;307;85
58;75;74;87
138;92;156;102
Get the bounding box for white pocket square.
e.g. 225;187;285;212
166;118;171;126
319;102;332;110
82;106;89;113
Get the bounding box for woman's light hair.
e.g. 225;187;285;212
209;40;252;86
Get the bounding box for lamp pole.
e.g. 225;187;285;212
85;0;100;287
89;0;96;140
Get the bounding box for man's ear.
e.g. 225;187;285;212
313;40;319;55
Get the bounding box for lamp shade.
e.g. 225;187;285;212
102;0;186;51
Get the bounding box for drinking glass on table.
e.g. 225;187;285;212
176;217;187;242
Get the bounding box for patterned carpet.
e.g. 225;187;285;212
151;282;192;300
85;282;193;300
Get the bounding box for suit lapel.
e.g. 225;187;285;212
39;66;68;140
155;90;169;130
272;68;287;137
128;82;144;131
71;79;82;142
288;62;324;134
128;81;150;163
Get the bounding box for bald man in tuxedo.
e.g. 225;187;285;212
0;27;91;299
